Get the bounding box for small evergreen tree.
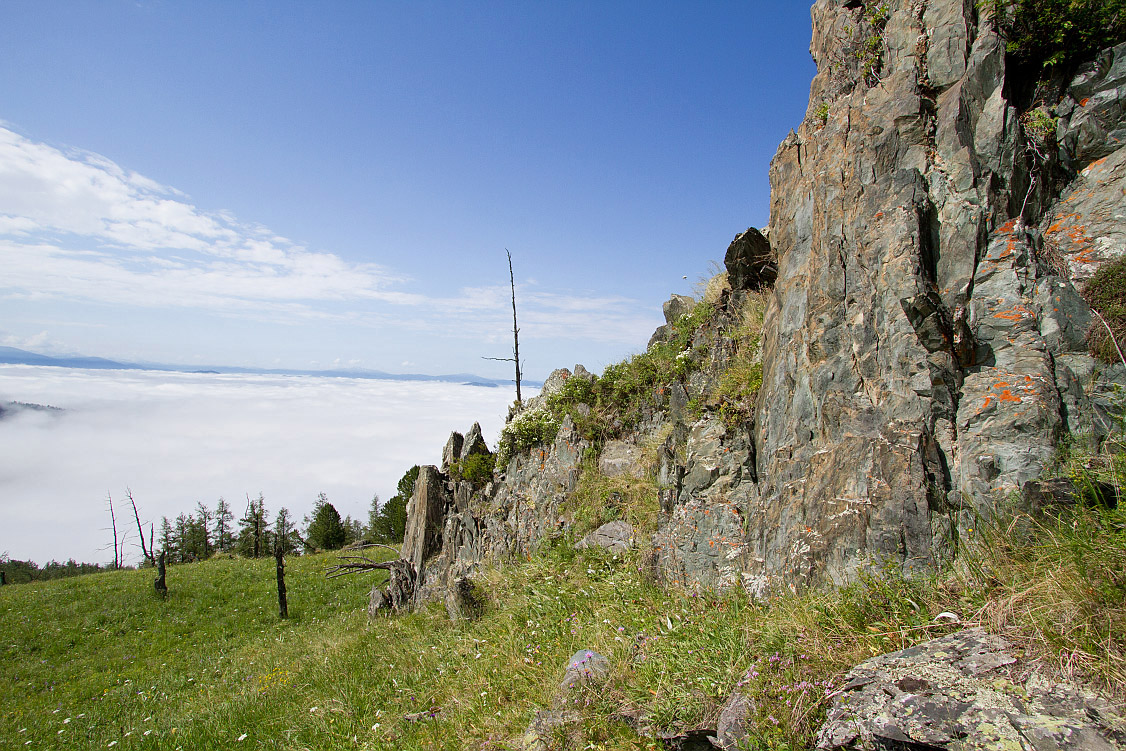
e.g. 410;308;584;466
304;493;347;551
365;493;381;542
369;466;417;543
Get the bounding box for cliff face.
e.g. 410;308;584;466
752;0;1124;589
396;0;1126;606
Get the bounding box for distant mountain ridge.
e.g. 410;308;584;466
0;346;539;388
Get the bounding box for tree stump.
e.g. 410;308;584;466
154;551;168;598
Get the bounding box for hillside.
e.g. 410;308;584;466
4;0;1126;749
1;503;1122;750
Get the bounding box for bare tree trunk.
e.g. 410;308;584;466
482;249;523;407
275;545;288;618
508;249;522;406
154;550;168;598
127;489;155;566
108;493;119;569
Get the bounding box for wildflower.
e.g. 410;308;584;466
237;733;248;741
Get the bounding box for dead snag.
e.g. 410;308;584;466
326;543;416;614
275;544;288;618
154;550;168;598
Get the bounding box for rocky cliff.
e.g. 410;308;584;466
391;0;1126;610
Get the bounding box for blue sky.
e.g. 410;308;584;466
0;1;815;381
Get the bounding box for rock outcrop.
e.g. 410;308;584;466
747;0;1126;590
392;0;1126;609
815;628;1126;750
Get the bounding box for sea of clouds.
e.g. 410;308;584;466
0;365;518;566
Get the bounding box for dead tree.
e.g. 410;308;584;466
326;543;416;614
154;550;168;598
484;249;523;407
127;489;156;566
107;493;120;569
275;543;288;618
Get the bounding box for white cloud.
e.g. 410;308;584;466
0;365;518;566
0;126;662;351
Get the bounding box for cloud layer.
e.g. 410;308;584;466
0;365;517;566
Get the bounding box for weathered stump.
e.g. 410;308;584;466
275;546;288;618
154;551;168;598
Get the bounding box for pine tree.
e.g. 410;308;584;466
214;498;234;552
236;494;269;558
194;502;213;559
274;507;298;556
304;493;347;551
159;517;173;557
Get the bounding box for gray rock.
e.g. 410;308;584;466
724;227;776;291
521;710;581;751
1022;476;1118;514
664;294;696;325
1040;144;1126;284
1058;41;1126;170
459;421;490;463
539;368;572;399
559;649;610;691
575;520;635;555
816;628;1125;750
598;440;643;478
441;431;463;473
400;465;449;576
713;692;753;751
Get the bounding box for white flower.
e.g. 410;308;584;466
237;733;248;741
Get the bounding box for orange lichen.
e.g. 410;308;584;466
998;389;1022;403
994;305;1033;321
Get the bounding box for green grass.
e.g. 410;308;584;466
4;489;1124;750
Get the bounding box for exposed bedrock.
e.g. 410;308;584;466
753;0;1125;589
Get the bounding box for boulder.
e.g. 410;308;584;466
724;227;775;291
815;628;1125;750
1021;476;1118;514
559;649;610;692
664;294;696;325
575;520;635;555
521;710;581;751
598;440;643;478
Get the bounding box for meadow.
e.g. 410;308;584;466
3;491;1124;751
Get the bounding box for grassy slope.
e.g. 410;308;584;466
3;497;1123;751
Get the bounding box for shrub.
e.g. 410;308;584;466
983;0;1126;76
496;406;562;467
451;452;496;487
1081;255;1126;364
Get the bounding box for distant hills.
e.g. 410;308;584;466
0;400;64;420
0;346;537;389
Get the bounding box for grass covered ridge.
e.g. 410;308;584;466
3;488;1124;750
